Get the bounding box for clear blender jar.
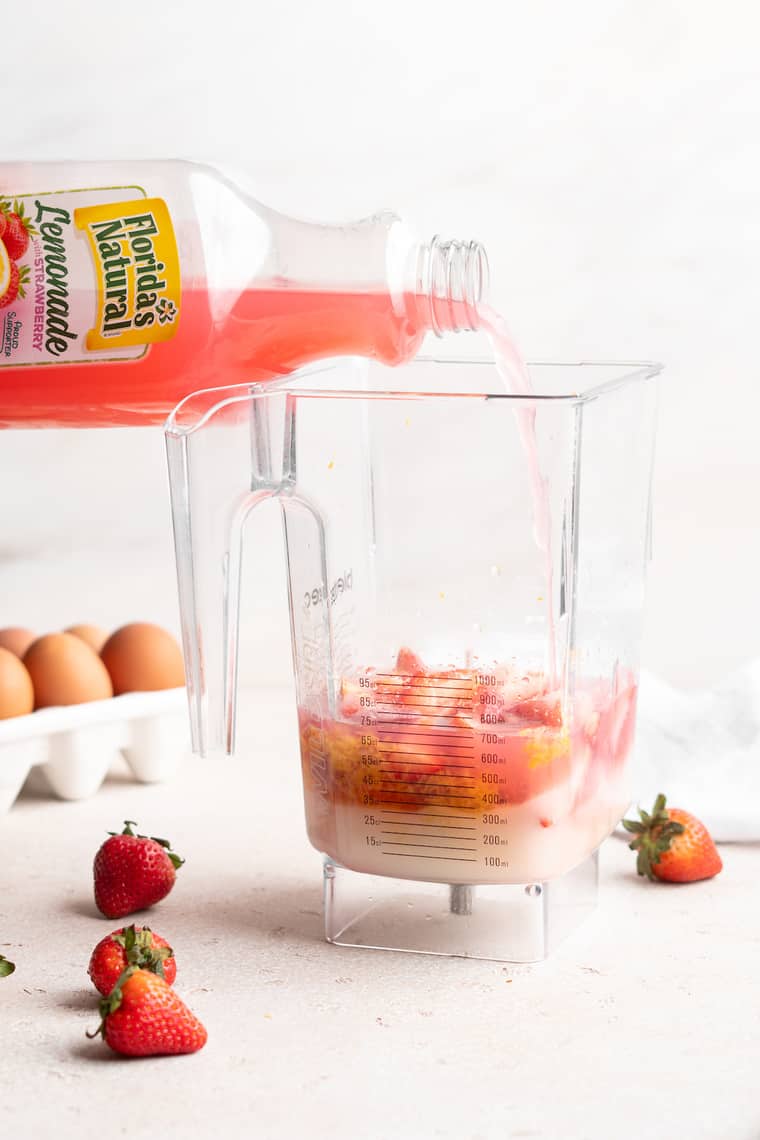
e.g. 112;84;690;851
165;354;660;961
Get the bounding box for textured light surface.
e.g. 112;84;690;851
0;686;756;1138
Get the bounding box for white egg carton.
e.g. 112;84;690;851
0;687;190;813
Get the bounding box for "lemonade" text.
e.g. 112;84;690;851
33;201;77;356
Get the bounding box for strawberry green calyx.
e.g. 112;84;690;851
149;837;185;871
0;954;15;977
113;924;173;980
15;265;30;300
0;199;38;238
622;793;685;881
107;820;139;837
87;965;137;1039
107;820;184;870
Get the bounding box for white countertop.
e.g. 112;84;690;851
2;686;758;1140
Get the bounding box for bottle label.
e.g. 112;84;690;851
0;185;181;367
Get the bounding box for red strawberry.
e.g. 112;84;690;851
93;820;184;919
88;966;206;1056
623;793;722;883
88;924;176;996
0;200;37;261
0;213;6;241
0;953;15;977
395;646;427;677
511;693;562;727
0;261;29;309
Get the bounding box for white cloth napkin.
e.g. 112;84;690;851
632;662;760;843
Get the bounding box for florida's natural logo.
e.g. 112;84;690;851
74;197;181;352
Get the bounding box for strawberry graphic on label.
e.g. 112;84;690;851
0;246;29;309
0;200;37;261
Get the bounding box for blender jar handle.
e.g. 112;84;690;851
165;385;283;756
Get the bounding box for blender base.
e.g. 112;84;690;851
322;850;599;963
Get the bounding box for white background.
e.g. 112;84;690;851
1;0;758;690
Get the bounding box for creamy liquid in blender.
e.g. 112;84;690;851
300;656;637;885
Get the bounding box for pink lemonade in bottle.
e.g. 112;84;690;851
0;160;486;427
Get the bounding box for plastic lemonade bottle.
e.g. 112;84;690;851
0;160;488;427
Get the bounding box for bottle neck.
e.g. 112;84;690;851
416;236;490;336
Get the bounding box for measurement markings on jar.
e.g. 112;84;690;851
380;756;476;766
366;674;481;861
374;674;473;688
380;820;477;831
373;676;475;723
377;735;474;748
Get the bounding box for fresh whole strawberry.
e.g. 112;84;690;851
88;966;206;1056
0;261;29;309
93;820;184;919
0;200;37;261
623;793;722;883
88;924;176;996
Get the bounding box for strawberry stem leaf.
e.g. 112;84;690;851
111;924;174;978
148;835;184;871
86;965;137;1040
623;793;686;881
0;955;15;977
621;820;644;834
106;822;183;869
107;820;139;838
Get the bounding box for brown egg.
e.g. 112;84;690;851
0;646;34;719
0;627;37;659
65;624;108;654
100;622;185;694
24;633;114;709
